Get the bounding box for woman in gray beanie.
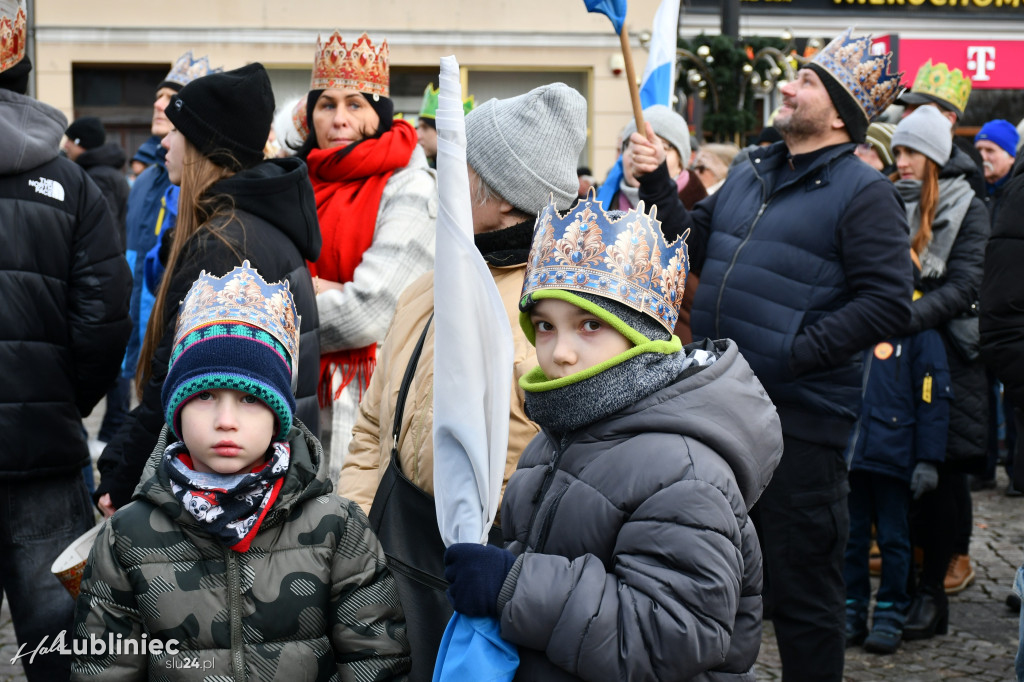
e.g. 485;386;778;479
887;103;991;642
96;62;323;517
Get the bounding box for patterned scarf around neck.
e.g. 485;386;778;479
896;175;974;279
162;441;290;552
306;119;418;404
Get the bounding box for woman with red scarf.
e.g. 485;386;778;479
298;32;437;481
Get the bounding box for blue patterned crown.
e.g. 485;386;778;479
811;28;903;123
521;191;689;334
163;50;223;89
172;262;300;377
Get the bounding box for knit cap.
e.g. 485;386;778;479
65;116;105;150
892;106;952;166
465;82;587;213
620;104;692;162
865;122;896;167
162;262;300;442
975;119;1019;158
166;62;275;171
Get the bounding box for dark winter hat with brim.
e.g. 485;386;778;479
166;62;274;171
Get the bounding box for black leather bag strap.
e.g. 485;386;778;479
390;313;433;468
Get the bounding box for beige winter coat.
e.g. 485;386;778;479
339;264;540;515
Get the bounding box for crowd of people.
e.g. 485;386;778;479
3;1;1024;679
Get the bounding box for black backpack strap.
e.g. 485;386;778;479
390;313;433;470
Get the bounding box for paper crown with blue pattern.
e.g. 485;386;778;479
162;262;300;442
811;28;903;124
520;191;689;334
160;50;223;91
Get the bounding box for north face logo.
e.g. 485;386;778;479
27;177;65;201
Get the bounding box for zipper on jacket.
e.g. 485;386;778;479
534;483;570;554
524;433;575;544
227;551;245;682
714;171;770;337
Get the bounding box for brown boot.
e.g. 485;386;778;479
869;540;882;576
944;554;975;594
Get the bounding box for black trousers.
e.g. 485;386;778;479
751;434;849;682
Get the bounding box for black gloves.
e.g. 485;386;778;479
443;543;516;619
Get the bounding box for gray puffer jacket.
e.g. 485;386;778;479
498;339;783;681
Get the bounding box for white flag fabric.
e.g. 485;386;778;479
639;0;681;108
432;55;514;547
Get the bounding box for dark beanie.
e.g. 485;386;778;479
807;63;868;143
166;62;274;171
65;116;106;149
0;55;31;94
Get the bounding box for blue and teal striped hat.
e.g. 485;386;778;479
162;262;299;441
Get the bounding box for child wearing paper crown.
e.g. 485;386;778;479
72;264;410;681
843;251;953;655
442;194;784;680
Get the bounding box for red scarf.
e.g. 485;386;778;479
306;120;418;405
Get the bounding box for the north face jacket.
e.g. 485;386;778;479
499;339;783;681
72;419;410;681
75;142;129;249
0;87;131;479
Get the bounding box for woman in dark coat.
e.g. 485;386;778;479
94;63;321;515
890;105;990;640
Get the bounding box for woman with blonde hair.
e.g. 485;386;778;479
889;104;989;641
95;63;321;515
297;32;437;479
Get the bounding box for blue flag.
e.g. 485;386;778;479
584;0;626;34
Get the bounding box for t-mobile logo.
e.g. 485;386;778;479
967;46;996;82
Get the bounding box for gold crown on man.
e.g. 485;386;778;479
812;28;903;123
310;32;389;97
0;0;26;74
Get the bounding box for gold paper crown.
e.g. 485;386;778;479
521;191;689;334
310;32;389;97
172;261;300;378
907;60;972;117
812;28;903;123
0;0;26;74
163;50;222;89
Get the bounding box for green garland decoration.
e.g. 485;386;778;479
678;34;789;142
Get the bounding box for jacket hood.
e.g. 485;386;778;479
941;145;982;184
133;418;333;532
0;89;67;174
208;157;322;262
584;339;783;509
77;142;126;171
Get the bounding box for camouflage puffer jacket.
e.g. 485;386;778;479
71;419;410;682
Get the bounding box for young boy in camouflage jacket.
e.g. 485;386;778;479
72;264;409;681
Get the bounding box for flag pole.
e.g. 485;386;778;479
618;22;646;134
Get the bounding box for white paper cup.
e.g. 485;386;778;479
51;523;102;600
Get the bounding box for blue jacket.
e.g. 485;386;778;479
686;142;913;447
122;140;170;379
848;330;953;482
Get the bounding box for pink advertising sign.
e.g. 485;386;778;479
899;39;1024;89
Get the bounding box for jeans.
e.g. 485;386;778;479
845;470;911;622
0;475;96;681
752;434;849;682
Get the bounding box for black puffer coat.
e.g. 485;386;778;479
499;340;783;681
96;158;322;508
981;156;1024;406
75;142;129;249
0;89;132;479
908;148;990;465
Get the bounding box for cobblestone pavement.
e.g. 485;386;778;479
2;403;1022;681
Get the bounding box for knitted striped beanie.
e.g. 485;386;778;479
162;262;300;441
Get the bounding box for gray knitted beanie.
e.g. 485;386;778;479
465;83;587;213
621;104;692;162
573;292;671;342
892;106;952;167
